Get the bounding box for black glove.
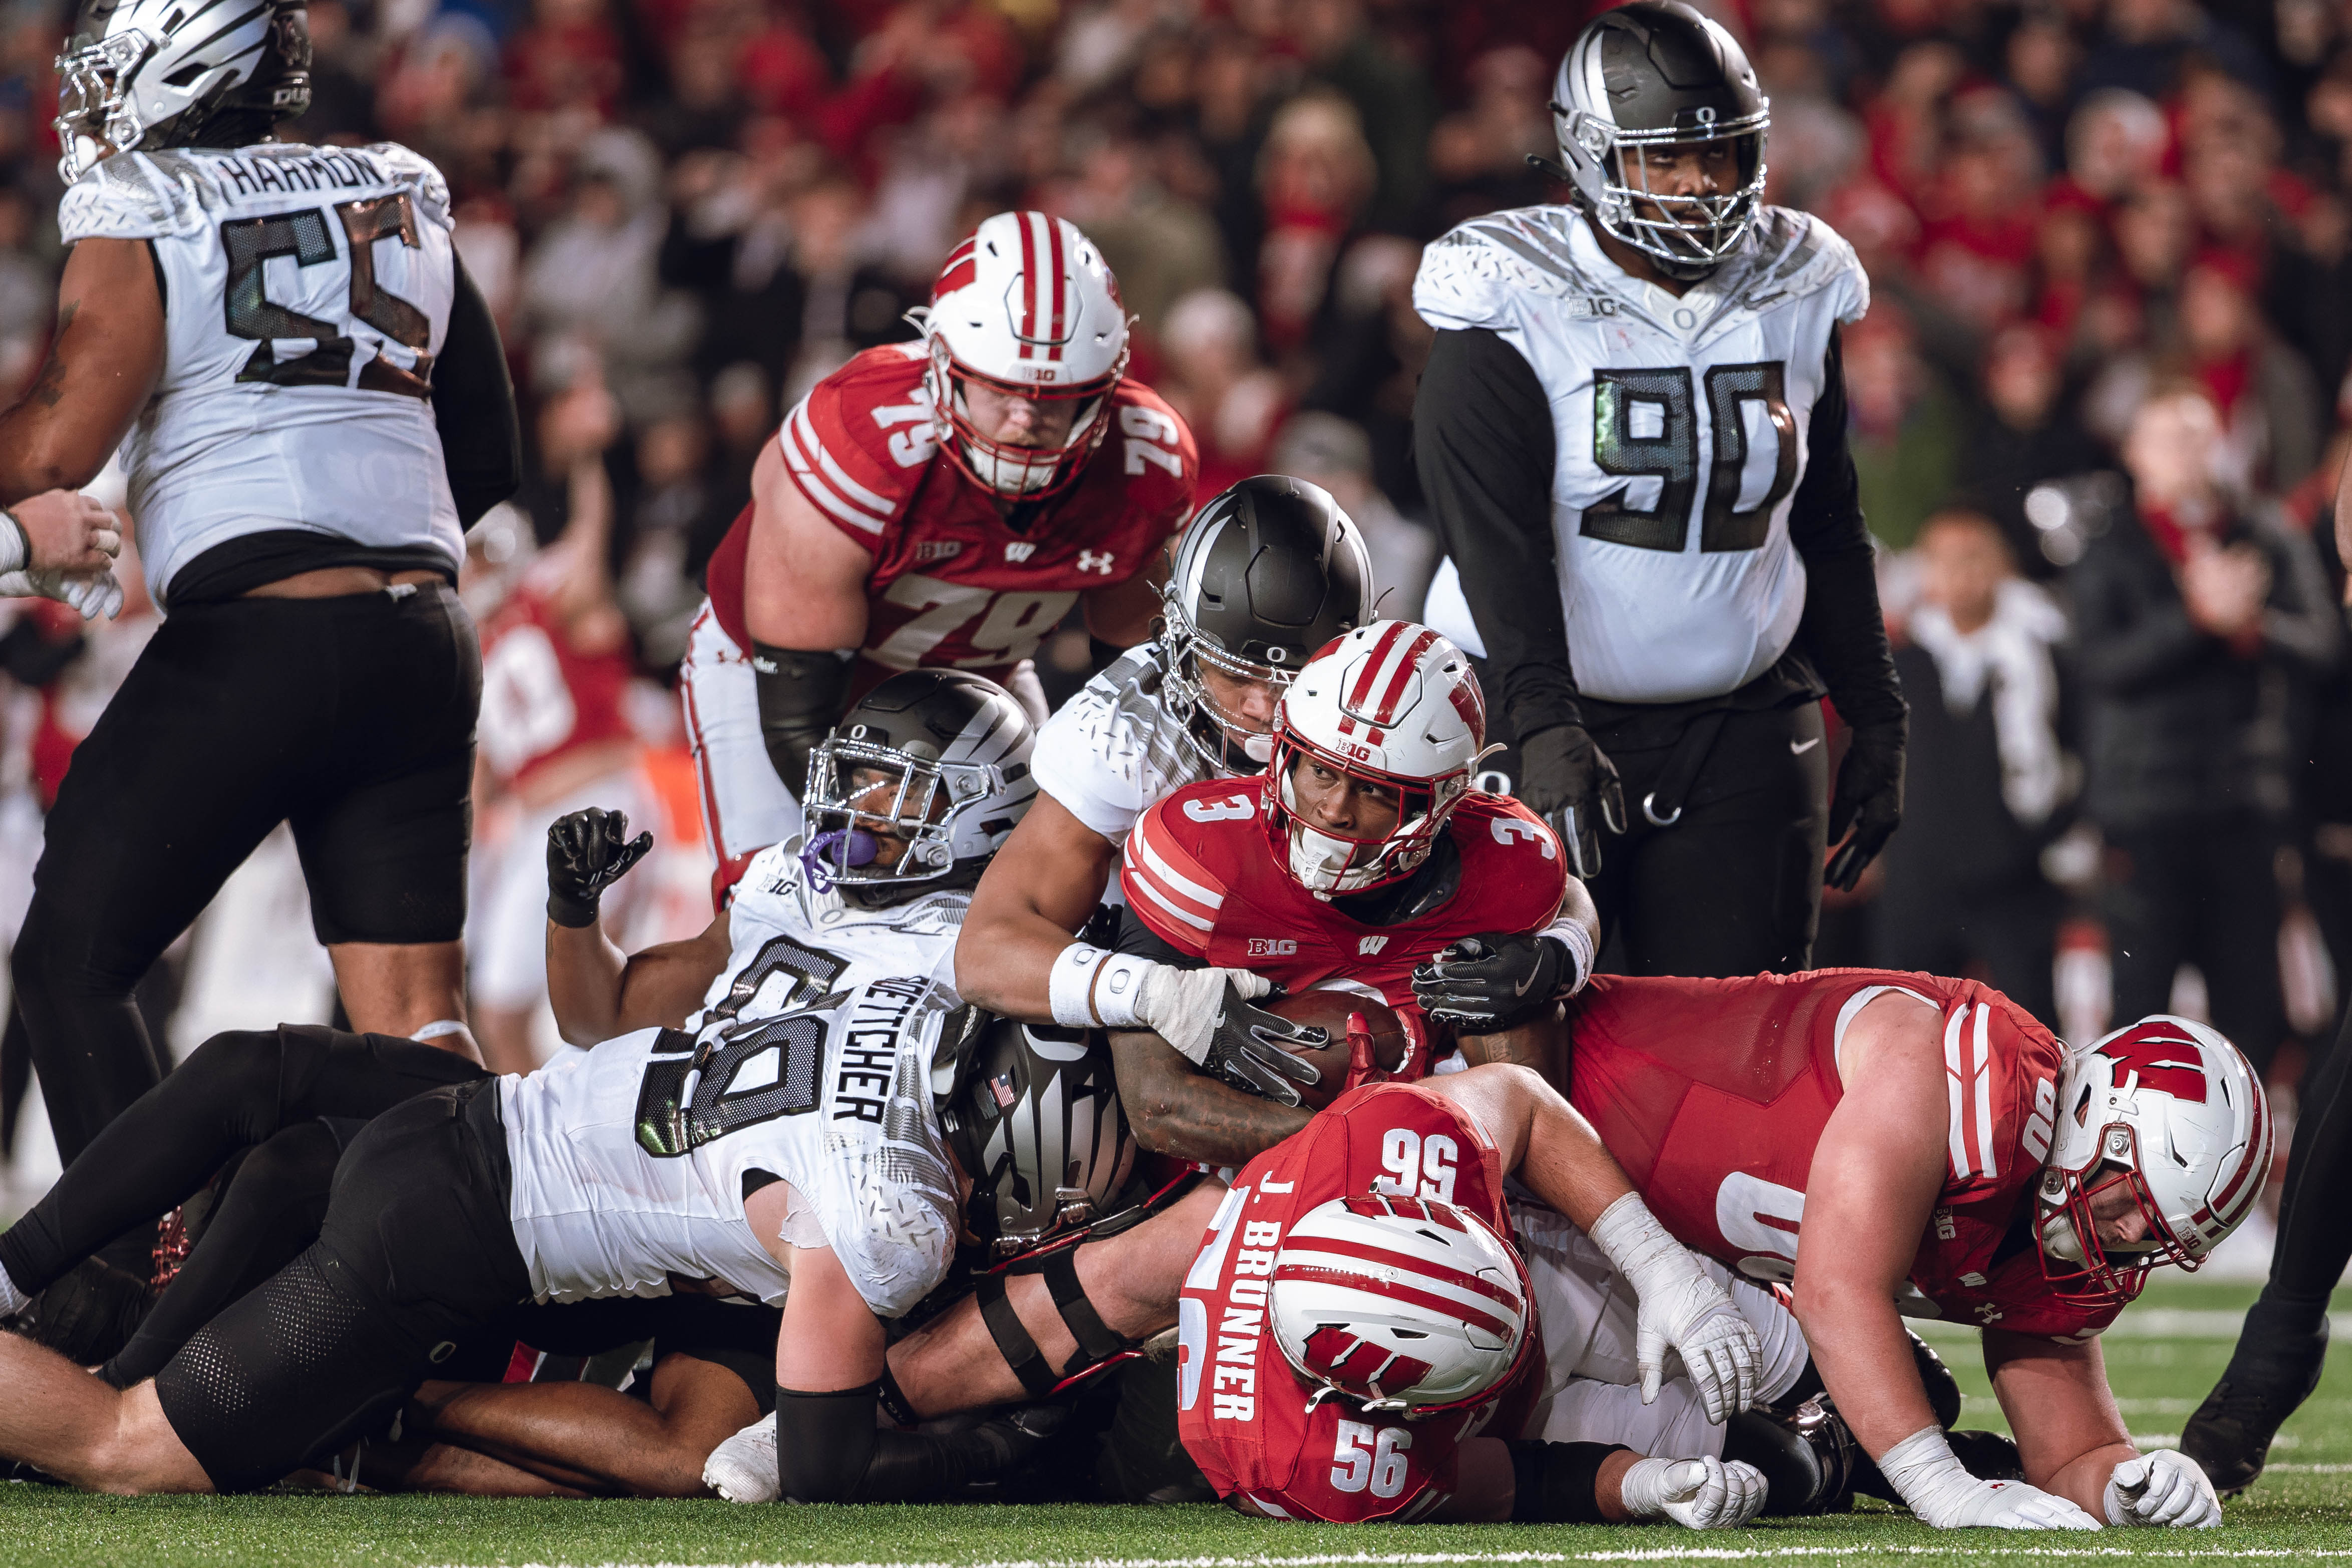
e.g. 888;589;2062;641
1203;981;1325;1106
1412;932;1576;1032
1517;724;1625;880
1825;720;1906;892
547;807;654;927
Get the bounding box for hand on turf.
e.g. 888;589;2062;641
1618;1455;1769;1529
1135;964;1322;1105
703;1415;777;1503
2105;1450;2222;1529
1880;1426;2101;1530
1411;932;1576;1032
546;807;654;928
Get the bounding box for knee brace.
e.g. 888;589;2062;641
975;1245;1135;1399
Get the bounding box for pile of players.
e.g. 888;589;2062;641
0;0;2271;1537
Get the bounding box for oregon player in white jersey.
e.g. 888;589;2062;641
1412;0;1905;984
0;0;521;1208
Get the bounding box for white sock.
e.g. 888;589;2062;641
0;1261;28;1318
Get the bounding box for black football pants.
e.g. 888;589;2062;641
10;584;478;1169
1584;701;1831;978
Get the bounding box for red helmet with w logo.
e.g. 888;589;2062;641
2034;1015;2272;1305
1267;1191;1532;1415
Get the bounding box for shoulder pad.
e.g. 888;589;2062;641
1414;205;1613;331
362;142;454;229
58;153;205;243
1105;379;1197;498
1726;206;1869;323
779;347;935;540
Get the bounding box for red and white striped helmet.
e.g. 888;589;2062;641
1269;1193;1532;1415
1265;621;1486;894
920;211;1130;499
2034;1015;2273;1304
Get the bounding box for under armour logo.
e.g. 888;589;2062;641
1004;542;1038;563
1078;549;1116;574
1358;935;1388;956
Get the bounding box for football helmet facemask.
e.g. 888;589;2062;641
800;669;1036;899
2033;1016;2272;1306
55;0;313;182
1550;0;1769;280
1161;474;1375;779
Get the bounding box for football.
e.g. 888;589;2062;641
1263;988;1409;1110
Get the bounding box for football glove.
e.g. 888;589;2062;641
1587;1193;1760;1424
0;566;122;621
1880;1426;2100;1529
546;807;654;928
1517;724;1624;880
1411;931;1582;1032
1135;964;1323;1106
2106;1450;2222;1529
1826;720;1906;891
1619;1455;1769;1529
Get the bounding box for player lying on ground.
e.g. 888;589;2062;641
684;210;1191;898
1565;973;2271;1530
0;671;1074;1498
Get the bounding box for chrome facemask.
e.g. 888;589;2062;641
55;30;154;181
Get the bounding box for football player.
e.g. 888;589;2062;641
1095;621;1599;1165
684;210;1195;901
1;0;522;1202
1566;974;2268;1530
1412;1;1905;978
0;671;1071;1499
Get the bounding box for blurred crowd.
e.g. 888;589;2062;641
4;0;2352;1202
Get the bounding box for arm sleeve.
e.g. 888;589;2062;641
1786;325;1906;730
775;1384;1036;1502
431;259;522;527
1413;327;1580;740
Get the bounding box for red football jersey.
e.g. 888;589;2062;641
477;553;636;792
704;342;1196;700
1177;1083;1538;1521
1565;970;2120;1341
1122;782;1571;1074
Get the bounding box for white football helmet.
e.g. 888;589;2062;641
1269;1192;1532;1415
1265;621;1486;895
2034;1016;2273;1304
917;211;1129;499
55;0;313;182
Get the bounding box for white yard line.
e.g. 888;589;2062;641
418;1549;2352;1568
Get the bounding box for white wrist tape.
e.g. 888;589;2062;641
1046;943;1156;1029
1544;917;1596;996
1877;1425;1966;1513
1587;1191;1680;1284
0;511;26;575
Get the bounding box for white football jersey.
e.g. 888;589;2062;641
1031;641;1214;842
1414;204;1868;704
58;142;463;603
500;840;965;1316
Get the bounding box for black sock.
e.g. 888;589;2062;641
2257;1004;2352;1332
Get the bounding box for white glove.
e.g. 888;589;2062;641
0;565;123;621
1880;1425;2100;1530
2105;1450;2222;1529
702;1414;777;1503
1618;1455;1768;1529
1587;1193;1760;1422
1135;963;1269;1063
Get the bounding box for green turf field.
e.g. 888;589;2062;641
3;1278;2347;1568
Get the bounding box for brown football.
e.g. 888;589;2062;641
1263;989;1409;1110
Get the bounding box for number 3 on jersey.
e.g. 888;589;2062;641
1585;361;1795;554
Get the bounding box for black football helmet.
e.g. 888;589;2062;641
1549;0;1769;279
55;0;312;181
1160;474;1374;777
936;1015;1140;1262
800;670;1035;898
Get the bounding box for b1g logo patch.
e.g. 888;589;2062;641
1247;937;1298;958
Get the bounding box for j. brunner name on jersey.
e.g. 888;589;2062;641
208;147;398;198
1214;1202;1288;1424
833;976;930;1125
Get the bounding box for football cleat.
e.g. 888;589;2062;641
2181;1304;2329;1496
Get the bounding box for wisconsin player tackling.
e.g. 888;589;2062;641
685;210;1195;898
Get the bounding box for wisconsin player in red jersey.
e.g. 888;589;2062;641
1179;1067;1765;1525
683;211;1195;902
1566;971;2270;1531
1072;621;1597;1166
